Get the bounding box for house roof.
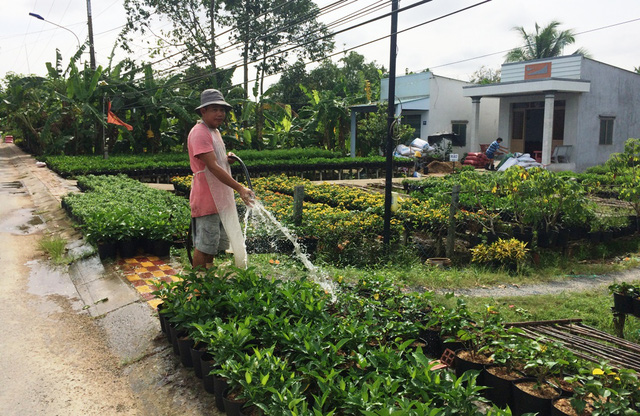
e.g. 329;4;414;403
349;95;430;113
462;78;591;98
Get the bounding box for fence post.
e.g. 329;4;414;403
293;185;305;226
446;185;460;258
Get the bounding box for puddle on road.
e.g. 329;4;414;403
0;208;46;235
27;260;83;313
0;180;28;195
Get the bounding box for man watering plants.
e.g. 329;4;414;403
188;89;255;269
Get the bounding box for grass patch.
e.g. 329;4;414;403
38;235;72;265
452;288;640;344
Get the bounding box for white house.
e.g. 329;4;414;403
349;71;499;155
463;55;640;172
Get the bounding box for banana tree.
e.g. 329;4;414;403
0;74;51;154
63;62;106;154
297;86;349;151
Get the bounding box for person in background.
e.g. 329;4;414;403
485;137;509;171
188;89;255;269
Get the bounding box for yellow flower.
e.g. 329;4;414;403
373;293;380;300
592;368;605;376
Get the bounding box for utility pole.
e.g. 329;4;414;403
383;0;399;248
86;0;96;69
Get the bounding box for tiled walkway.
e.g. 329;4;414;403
117;255;181;310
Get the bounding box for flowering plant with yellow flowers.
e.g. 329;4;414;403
565;363;640;415
470;238;529;272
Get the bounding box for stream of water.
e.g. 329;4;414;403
244;200;336;296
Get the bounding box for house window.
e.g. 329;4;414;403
402;114;422;139
451;121;467;147
599;117;615;145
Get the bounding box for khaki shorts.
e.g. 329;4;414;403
192;214;229;255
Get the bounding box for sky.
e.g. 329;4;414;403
1;0;639;91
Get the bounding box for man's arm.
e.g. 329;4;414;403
196;151;255;206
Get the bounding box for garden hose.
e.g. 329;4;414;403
186;154;254;266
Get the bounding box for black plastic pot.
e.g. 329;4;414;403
156;303;167;334
223;388;249;416
118;239;138;258
613;293;634;314
200;353;216;396
483;366;523;409
632;297;640;318
454;350;491;386
152;239;172;257
177;336;194;368
190;343;208;379
551;397;577;416
511;378;561;416
97;241;117;260
420;327;442;358
214;377;229;413
168;324;186;356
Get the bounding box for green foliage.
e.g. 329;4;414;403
156;267;514;414
470;238;529;271
38;235;73;265
605;138;640;216
62;174;189;244
357;103;416;156
156;266;640;414
39;150;413;178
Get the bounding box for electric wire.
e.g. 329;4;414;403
118;0;487;110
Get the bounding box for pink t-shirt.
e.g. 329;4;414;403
187;122;220;217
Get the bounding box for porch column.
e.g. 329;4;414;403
541;92;555;165
350;109;357;158
469;96;481;152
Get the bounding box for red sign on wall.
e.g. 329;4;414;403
525;62;552;80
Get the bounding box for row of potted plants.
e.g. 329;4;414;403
155;267;640;415
405;166;638;247
39;150;412;179
61;174;190;258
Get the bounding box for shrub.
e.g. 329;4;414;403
470;238;529;271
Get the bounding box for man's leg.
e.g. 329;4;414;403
192;215;223;269
193;248;213;269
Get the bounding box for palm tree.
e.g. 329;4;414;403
505;20;588;62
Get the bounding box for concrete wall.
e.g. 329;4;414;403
575;59;640;171
381;72;431;100
501;55;583;82
381;72;500;153
429;76;499;153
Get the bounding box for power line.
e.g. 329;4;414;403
119;0;490;110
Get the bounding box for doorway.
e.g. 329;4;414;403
510;101;565;155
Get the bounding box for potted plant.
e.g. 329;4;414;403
608;282;638;314
512;338;566;416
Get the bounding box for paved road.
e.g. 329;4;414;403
0;143;221;416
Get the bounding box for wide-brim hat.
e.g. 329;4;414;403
195;89;232;113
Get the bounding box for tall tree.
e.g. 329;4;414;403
120;0;222;76
272;52;385;112
505;20;588;62
223;0;334;98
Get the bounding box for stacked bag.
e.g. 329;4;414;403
463;152;489;168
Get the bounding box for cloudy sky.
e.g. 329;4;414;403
1;0;638;90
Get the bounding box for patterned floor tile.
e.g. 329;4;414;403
116;255;183;310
